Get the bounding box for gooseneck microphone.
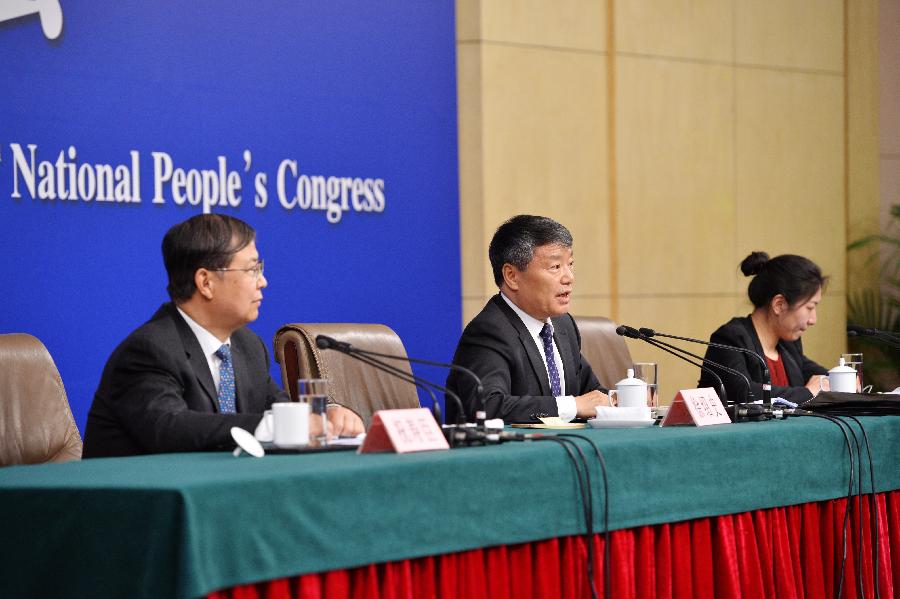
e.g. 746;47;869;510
315;335;452;422
616;325;729;405
315;335;499;446
847;325;900;349
638;326;772;409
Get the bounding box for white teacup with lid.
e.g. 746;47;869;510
820;358;857;393
609;368;648;408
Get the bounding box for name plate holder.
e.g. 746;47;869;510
359;408;450;453
660;388;731;427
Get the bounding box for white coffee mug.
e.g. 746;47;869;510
608;368;648;408
272;402;309;447
820;358;857;393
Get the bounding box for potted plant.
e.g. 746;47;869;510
846;204;900;391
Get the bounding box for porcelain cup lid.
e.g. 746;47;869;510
616;368;646;387
828;357;856;374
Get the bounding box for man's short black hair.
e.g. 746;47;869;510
162;214;256;302
488;215;573;287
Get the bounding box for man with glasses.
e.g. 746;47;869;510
83;214;364;457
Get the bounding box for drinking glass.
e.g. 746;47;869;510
632;362;659;417
297;378;330;446
841;353;863;391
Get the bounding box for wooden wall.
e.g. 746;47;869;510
456;0;881;399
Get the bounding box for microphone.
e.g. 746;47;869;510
315;335;493;446
638;326;772;409
847;325;900;349
616;325;729;407
316;336;443;420
314;335;353;352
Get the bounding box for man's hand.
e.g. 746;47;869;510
326;405;365;437
574;390;612;418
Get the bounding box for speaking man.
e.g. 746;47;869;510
83;214;364;457
446;215;611;423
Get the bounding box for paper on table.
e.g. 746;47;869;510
594;406;651;421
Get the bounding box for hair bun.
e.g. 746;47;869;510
740;251;770;276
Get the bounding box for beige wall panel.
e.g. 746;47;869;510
735;69;845;293
881;0;900;154
456;0;480;41
462;0;606;52
617;295;746;402
616;0;732;62
847;0;882;292
569;296;613;319
735;0;843;72
462;297;494;328
616;56;736;295
795;290;847;368
457;43;488;300
480;45;610;298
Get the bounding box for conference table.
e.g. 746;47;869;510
1;416;898;599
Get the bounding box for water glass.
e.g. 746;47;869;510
297;378;330;446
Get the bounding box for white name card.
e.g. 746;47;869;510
660;388;731;427
358;408;450;454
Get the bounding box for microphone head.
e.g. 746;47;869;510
846;324;869;335
638;327;655;337
315;335;333;350
615;325;641;339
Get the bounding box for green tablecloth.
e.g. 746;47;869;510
2;416;898;599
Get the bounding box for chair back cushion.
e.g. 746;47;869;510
273;324;420;428
0;334;82;465
572;316;634;389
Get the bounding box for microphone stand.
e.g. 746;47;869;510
643;337;767;422
315;336;495;447
639;327;772;410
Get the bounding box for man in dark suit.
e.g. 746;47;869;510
83;214;363;457
446;215;611;423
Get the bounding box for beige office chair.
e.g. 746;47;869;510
572;316;634;389
0;333;83;465
273;324;421;428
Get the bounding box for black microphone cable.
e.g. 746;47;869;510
559;433;611;599
843;415;880;599
533;435;599;599
788;410;856;597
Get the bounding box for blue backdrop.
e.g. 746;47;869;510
0;2;461;431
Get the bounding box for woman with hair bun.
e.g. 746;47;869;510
699;252;830;404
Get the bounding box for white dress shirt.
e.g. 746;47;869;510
499;293;577;422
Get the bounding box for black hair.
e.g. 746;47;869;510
741;251;828;308
162;214;256;302
488;215;573;287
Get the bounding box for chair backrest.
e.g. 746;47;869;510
572;316;634;389
273;324;421;428
0;333;82;466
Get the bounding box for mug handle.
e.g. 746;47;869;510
608;390;619;406
818;375;829;392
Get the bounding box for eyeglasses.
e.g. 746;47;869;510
214;259;264;281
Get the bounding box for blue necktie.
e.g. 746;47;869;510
539;323;562;397
215;344;236;414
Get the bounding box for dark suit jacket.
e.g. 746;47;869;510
698;316;827;404
445;295;605;423
83;303;288;457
